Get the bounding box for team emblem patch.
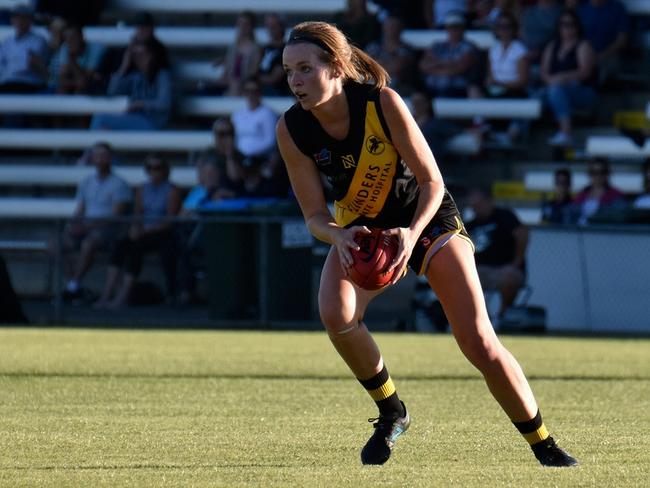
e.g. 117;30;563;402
313;148;331;166
365;135;385;155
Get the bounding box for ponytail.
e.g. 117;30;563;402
350;45;390;90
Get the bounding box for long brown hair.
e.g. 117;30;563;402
286;21;390;90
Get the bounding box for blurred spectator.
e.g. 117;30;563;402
178;156;235;305
540;9;597;147
333;0;380;49
423;0;468;28
59;142;132;302
128;11;170;69
520;0;563;66
231;77;278;167
470;11;529;145
541;167;574;224
632;159;650;210
35;0;107;27
94;154;181;309
576;0;628;86
470;0;523;29
211;117;245;191
46;15;66;55
465;186;528;317
370;0;427;29
211;11;262;96
90;38;173;130
258;13;288;96
409;89;462;161
418;11;480;98
573;157;625;225
0;5;49;94
366;15;417;96
49;24;106;93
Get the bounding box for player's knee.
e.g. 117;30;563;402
456;331;502;370
319;305;357;335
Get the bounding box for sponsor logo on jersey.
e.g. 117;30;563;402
342;154;357;169
365;135;385;155
313;148;331;166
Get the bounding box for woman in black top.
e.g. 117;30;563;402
276;21;577;467
541;9;597;147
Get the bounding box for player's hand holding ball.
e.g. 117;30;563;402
348;227;402;290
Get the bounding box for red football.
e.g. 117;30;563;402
349;228;399;290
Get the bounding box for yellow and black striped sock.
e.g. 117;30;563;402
513;410;550;445
358;364;404;418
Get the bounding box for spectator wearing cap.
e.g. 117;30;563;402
0;5;49;93
418;10;479;98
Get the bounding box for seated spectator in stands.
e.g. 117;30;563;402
258;13;288;96
633;159;650;210
573;157;626;225
94;154;181;309
177;156;236;305
59;142;132;302
128;11;170;69
418;11;480;98
541;167;574;224
46;16;66;57
409;89;462;162
470;11;529;144
465;186;529;318
231;77;278;167
211;11;262;96
49;24;106;94
540;9;597;147
0;6;49;94
366;15;417;96
90;38;173;130
333;0;381;49
211;117;245;191
423;0;468;28
576;0;628;86
520;0;563;67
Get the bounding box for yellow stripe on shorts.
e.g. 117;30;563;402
368;377;396;401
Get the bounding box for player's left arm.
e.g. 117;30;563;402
378;86;445;279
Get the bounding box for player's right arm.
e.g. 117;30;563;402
276;116;368;272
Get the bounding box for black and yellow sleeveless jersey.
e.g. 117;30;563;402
284;81;458;229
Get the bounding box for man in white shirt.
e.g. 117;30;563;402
0;5;49;92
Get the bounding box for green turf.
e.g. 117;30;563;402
0;328;648;487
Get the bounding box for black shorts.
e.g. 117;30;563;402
408;212;473;275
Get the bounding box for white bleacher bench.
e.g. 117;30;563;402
0;164;197;188
0;239;48;252
524;170;643;193
585;135;650;159
0;25;495;50
0;129;212;152
0;128;479;157
0;94;539;122
0;197;75;219
434;98;541;119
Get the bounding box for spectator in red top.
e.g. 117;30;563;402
573;157;625;225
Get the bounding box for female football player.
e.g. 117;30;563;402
276;21;577;467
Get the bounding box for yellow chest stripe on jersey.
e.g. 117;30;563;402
334;101;399;227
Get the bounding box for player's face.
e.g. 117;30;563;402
283;43;339;110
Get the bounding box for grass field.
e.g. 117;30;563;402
1;328;649;487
